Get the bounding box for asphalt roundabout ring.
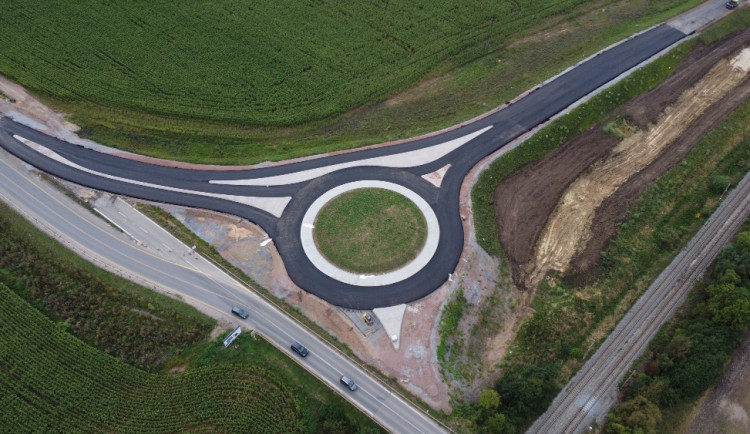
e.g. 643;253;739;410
300;180;440;286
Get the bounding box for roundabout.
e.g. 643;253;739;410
0;22;688;309
300;181;439;286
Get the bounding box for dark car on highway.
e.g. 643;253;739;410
291;341;309;357
726;0;739;9
231;306;249;319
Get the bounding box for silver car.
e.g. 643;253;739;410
340;375;357;391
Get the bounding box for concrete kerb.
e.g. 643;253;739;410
300;180;440;287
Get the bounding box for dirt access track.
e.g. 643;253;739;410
494;28;750;290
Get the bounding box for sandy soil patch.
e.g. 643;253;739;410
0;75;79;137
383;75;450;107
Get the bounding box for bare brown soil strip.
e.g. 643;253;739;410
493;130;618;289
494;29;750;290
573;75;750;274
529;54;749;288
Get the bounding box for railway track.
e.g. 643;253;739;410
528;169;750;434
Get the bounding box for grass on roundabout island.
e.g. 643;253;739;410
314;188;427;274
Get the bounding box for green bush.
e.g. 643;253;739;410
437;290;467;374
606;395;662;434
709;174;731;195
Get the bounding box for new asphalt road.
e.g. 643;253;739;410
0;23;688;309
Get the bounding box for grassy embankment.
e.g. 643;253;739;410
0;200;380;433
0;0;700;164
459;10;750;433
314;189;427;273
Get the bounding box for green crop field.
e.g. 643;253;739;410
0;0;699;164
0;0;583;126
0;282;303;433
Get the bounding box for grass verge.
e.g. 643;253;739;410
314;189;427;273
437;290;468;380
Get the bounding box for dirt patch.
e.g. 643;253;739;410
209;325;228;341
383;75;450;107
169;364;187;374
494;129;618;288
507;25;573;50
529;54;749;288
0;75;80;137
574;74;750;275
494;29;750;290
